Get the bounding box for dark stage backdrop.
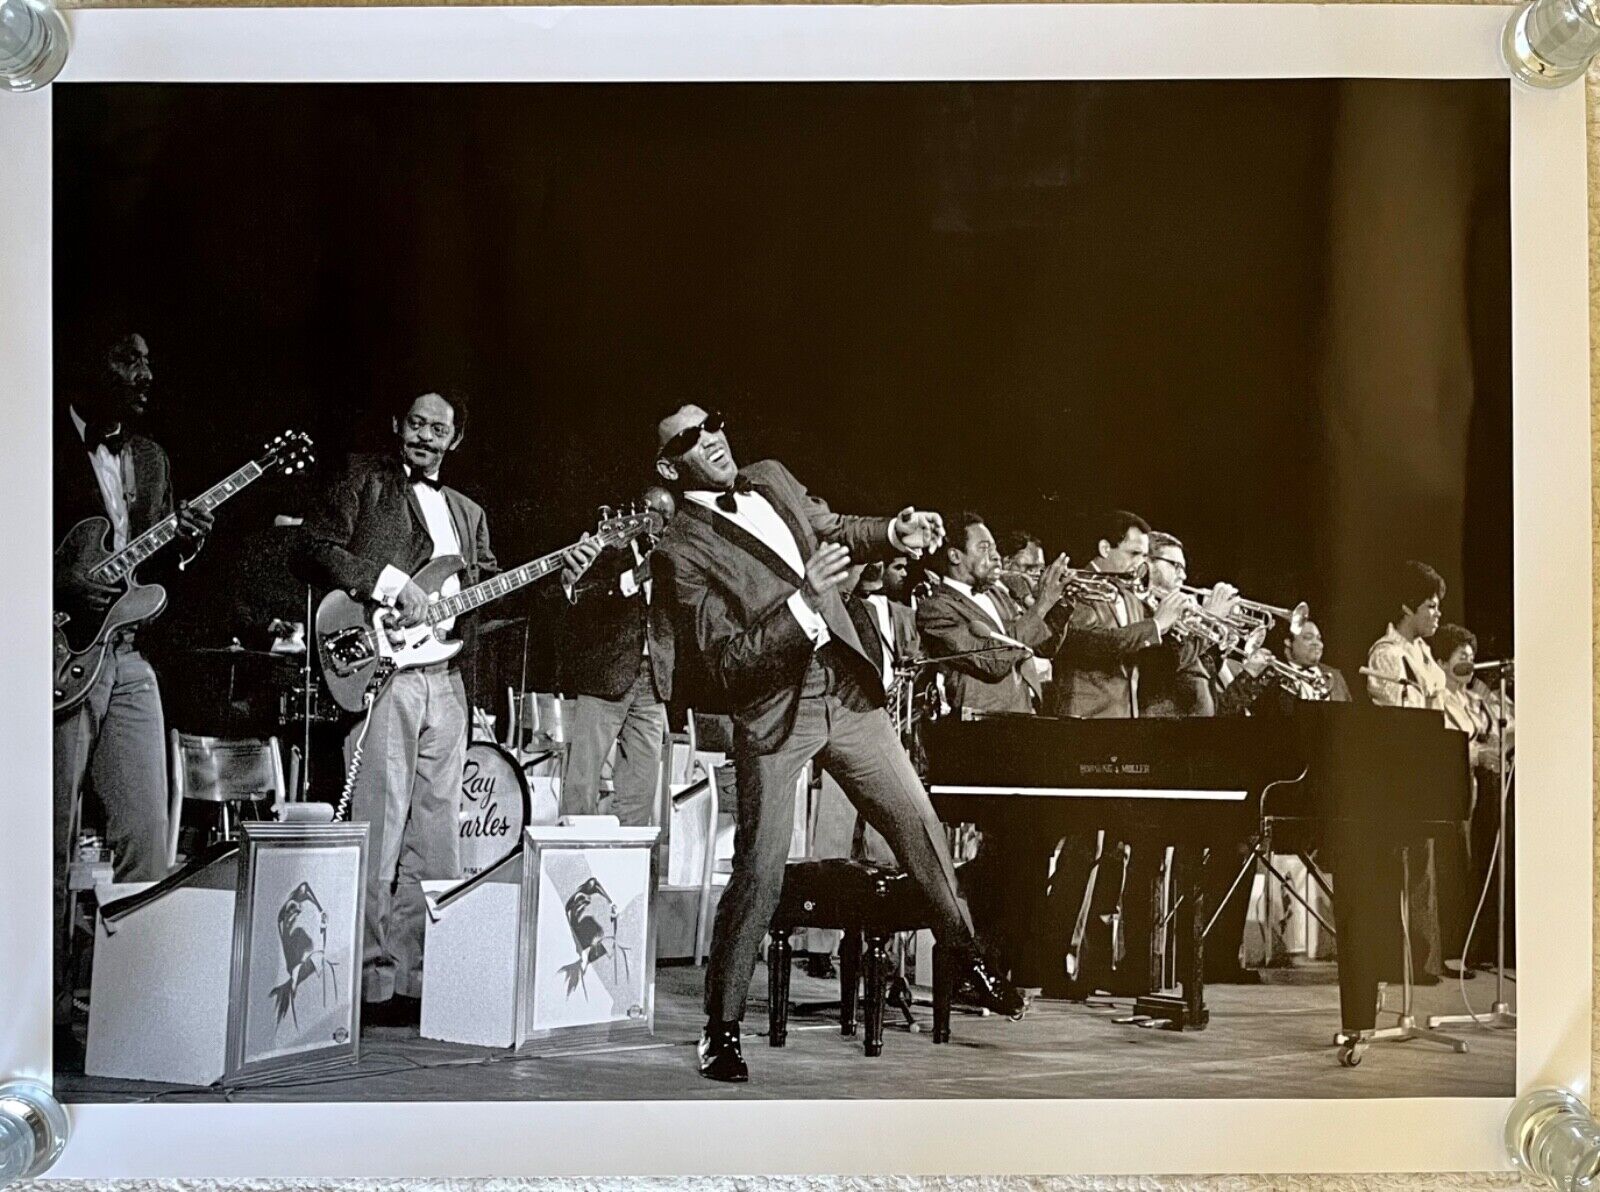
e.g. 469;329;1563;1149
53;79;1512;697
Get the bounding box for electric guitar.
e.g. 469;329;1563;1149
315;507;664;713
52;431;316;715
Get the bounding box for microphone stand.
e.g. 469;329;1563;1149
1430;660;1516;1030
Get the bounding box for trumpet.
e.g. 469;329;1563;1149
996;565;1122;604
1140;586;1245;652
1180;584;1310;637
1230;641;1333;701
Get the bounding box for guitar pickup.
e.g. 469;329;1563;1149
323;626;376;674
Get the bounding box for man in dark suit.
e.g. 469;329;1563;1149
651;404;1026;1082
1047;512;1188;719
557;485;676;828
915;513;1073;985
1043;512;1189;995
916;512;1071;716
54;333;212;1034
54;334;214;878
297;389;593;1027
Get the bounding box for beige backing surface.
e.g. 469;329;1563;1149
32;2;1599;1187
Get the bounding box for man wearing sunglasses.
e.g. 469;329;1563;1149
651;403;1028;1084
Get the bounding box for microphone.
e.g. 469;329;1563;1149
1358;665;1420;690
1471;658;1514;673
969;621;1034;657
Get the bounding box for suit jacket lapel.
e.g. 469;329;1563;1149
746;476;813;566
677;496;802;586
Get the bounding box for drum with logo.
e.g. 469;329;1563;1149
458;741;531;878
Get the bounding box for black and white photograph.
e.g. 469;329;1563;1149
34;61;1544;1113
229;824;367;1078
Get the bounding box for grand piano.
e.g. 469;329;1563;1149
922;703;1471;1034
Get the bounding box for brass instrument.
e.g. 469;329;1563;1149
1139;583;1244;652
1181;585;1310;639
995;565;1122;604
1234;646;1333;700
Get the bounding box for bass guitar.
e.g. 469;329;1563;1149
315;507;664;713
53;430;316;714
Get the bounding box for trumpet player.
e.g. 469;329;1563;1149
999;530;1047;609
1136;531;1241;718
1220;618;1352;714
1046;511;1187;719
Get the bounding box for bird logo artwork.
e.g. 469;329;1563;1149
269;881;341;1033
559;876;632;998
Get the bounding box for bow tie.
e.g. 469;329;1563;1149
86;423;125;454
407;466;442;490
714;475;754;513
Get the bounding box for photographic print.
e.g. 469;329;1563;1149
4;3;1591;1179
43;68;1533;1108
228;824;367;1079
528;844;652;1034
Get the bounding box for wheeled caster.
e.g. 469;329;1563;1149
1338;1043;1365;1067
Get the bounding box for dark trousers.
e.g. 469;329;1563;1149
703;653;975;1022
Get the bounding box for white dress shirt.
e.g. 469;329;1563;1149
942;576;1007;632
70;406;132;551
374;471;462;632
686;488;830;647
864;593;898;689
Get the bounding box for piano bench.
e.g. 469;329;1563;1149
767;859;955;1056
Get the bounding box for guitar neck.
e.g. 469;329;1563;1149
425;548;568;624
94;460;266;583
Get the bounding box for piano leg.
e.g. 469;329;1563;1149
1182;848;1209;1029
1132;847;1209;1030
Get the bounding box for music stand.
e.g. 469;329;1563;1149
1428;660;1516;1031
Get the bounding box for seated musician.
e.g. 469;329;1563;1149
1361;558;1452;984
1219;618;1353;715
915;512;1073;987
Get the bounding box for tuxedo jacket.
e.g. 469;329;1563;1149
652;459;893;755
914;580;1054;716
1047;572;1161;719
54;407;184;593
294;453;498;646
557;541;673;702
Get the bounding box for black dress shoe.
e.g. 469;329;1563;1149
697;1021;749;1083
957;956;1030;1019
362;994;422;1029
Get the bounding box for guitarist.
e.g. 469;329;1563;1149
54;331;212;898
294;388;596;1029
555;484;677;829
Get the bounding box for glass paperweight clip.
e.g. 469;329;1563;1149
0;0;69;93
1506;1087;1600;1192
1503;0;1600;88
0;1079;70;1185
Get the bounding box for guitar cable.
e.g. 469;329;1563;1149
335;689;380;823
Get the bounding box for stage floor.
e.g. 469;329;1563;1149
59;962;1516;1103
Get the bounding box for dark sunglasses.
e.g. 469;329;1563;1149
658;410;725;459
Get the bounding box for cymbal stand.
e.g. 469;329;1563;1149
1429;665;1516;1030
1335;844;1469;1065
298;584;313;800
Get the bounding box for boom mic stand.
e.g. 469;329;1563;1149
1430;658;1516;1030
